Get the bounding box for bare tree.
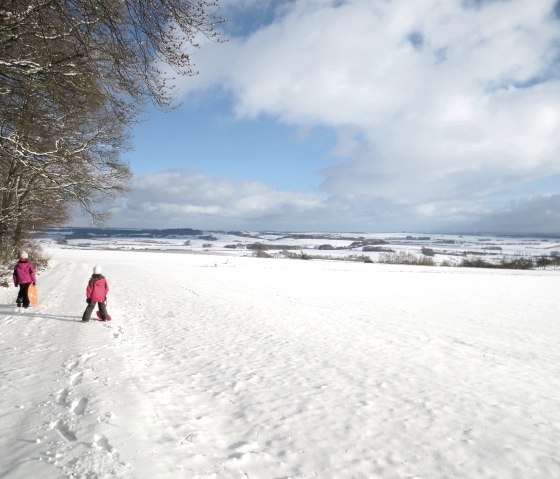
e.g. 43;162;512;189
0;0;221;256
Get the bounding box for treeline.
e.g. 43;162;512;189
0;0;220;269
53;227;204;240
459;255;560;270
246;244;560;270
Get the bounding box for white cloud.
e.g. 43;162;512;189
91;168;560;234
173;0;560;231
451;194;560;234
104;169;325;230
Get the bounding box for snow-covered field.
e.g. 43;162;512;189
1;244;559;478
46;228;560;265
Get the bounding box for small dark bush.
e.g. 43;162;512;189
349;239;388;248
499;257;534;270
379;252;434;266
461;256;535;270
362;246;394;252
460;257;494;268
281;250;313;260
536;256;552;268
536;256;560;268
247;243;299;251
247;242;267;250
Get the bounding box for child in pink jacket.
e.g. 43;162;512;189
13;251;37;309
82;265;110;322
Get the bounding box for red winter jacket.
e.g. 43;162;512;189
86;275;109;302
13;259;36;286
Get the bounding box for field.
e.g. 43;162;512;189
46;228;560;266
1;233;559;478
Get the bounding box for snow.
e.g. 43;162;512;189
50;229;560;266
1;244;560;478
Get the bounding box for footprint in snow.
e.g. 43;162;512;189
97;411;117;424
52;419;78;442
70;371;85;386
228;441;260;454
79;352;98;362
113;326;124;340
72;397;88;416
93;434;114;453
65;360;79;372
56;388;70;406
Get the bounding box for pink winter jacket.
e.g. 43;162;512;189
86;275;109;302
13;259;36;286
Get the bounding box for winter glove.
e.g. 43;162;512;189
86;298;91;304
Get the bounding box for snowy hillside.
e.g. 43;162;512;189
42;228;560;267
1;244;559;478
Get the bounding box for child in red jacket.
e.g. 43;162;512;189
82;265;110;322
13;251;37;309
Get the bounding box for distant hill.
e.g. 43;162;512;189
41;227;203;239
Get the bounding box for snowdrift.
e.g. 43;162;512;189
1;245;559;478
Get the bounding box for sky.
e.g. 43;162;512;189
91;0;560;234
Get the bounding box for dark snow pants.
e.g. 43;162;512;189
16;284;30;308
82;301;108;322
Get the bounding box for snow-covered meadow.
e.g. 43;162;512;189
49;229;560;265
1;240;559;478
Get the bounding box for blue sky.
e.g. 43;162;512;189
96;0;560;234
128;96;337;193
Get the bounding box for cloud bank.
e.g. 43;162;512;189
110;0;560;233
104;170;326;231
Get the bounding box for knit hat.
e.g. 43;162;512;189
20;251;28;259
93;265;102;275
